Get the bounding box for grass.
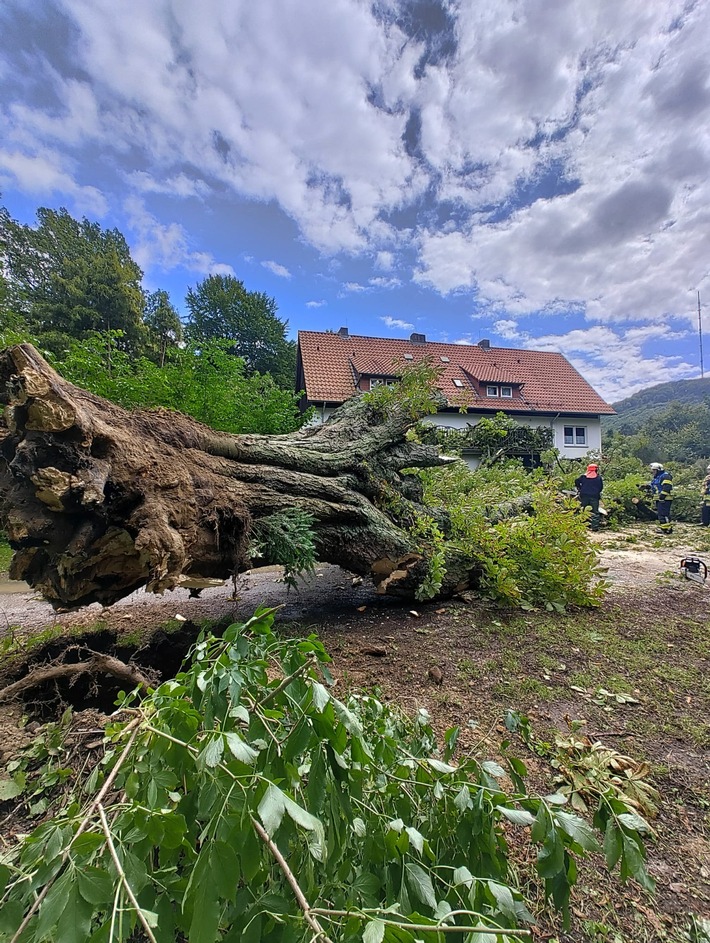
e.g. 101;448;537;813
0;537;13;572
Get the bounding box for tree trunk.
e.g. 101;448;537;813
0;344;476;609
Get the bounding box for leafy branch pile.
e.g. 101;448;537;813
418;460;606;610
1;610;656;942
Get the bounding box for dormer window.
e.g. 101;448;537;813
500;386;513;398
370;378;396;390
486;385;498;397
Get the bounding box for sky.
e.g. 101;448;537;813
1;0;710;403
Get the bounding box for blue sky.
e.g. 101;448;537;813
1;0;709;403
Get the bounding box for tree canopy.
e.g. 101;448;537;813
185;274;296;387
0;206;146;355
143;289;183;367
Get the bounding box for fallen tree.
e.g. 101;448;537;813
0;343;478;609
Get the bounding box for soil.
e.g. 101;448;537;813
1;522;709;942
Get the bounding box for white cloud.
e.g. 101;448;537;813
413;1;710;326
499;322;696;401
261;260;291;278
130;172;209;199
369;276;401;289
381;315;413;330
124;197;234;276
376;250;394;271
3;0;710;362
493;319;519;340
22;0;425;253
0;148;107;216
306;299;326;308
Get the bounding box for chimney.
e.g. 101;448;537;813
478;338;491;349
337;326;349;337
409;332;426;344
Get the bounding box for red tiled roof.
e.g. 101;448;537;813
297;331;615;415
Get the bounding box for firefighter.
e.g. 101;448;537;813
701;465;710;527
648;462;673;534
575;463;603;531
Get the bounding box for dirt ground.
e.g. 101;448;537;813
1;522;709;942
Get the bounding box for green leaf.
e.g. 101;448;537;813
618;811;652;834
0;900;24;936
141;910;159;929
530;803;548;842
311;682;330;712
188;874;221;943
0;778;22;800
56;883;93;943
77;866;114;905
283;794;322;834
71;831;106;855
454;785;471;812
498;806;535;826
351;870;380;905
258;784;286;834
553;810;602;852
224;731;259;765
482;760;506;779
604;819;622;870
333;700;363;737
622;836;656;891
353;817;367;838
210;840;241;900
487;879;517;920
202;735;225;768
36;870;73;940
230;704;250;724
404;862;437;910
544;792;569;805
426;759;456;774
405;826;424;854
363;918;386;943
452;865;474;888
537;831;565;879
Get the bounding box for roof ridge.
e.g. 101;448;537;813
296;329;568;358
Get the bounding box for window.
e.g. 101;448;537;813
486;385;498;397
563;425;587;446
440;356;450;363
403;353;413;360
370;378;396;389
500;386;513;398
452;378;464;388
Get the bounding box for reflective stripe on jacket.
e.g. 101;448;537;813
651;469;673;500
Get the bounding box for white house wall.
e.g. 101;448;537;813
308;406;601;460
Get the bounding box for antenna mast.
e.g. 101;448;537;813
698;291;705;379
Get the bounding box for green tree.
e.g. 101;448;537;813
143;289;183;367
185;274;296;387
55;332;308;435
0;206;146;356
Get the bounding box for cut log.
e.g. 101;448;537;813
0;343;479;609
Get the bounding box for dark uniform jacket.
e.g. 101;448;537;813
575;473;603;497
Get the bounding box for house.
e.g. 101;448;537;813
296;328;615;465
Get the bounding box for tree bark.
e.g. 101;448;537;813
0;343;475;609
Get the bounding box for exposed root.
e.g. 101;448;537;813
0;653;153;702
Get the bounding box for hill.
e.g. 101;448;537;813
603;376;710;434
